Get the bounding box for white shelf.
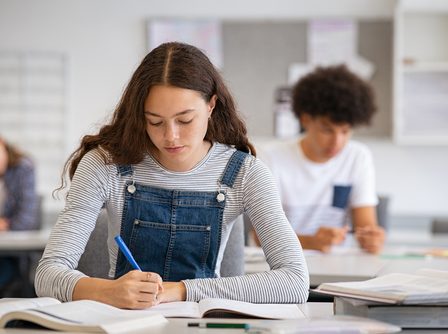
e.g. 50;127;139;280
393;0;448;145
403;62;448;72
401;0;448;13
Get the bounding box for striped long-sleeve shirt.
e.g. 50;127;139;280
35;143;309;303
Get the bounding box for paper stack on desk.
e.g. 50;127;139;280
313;268;448;328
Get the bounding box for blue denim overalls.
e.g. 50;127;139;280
114;150;248;281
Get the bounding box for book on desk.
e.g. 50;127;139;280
312;268;448;328
0;297;304;332
0;298;167;333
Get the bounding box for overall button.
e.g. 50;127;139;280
127;184;136;194
216;193;225;202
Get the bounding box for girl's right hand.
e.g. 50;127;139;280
73;270;163;310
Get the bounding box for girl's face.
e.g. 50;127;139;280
0;141;8;176
144;85;216;172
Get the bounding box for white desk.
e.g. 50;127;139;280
0;303;443;334
0;230;50;252
245;232;448;287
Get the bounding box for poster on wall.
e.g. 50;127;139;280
147;19;223;68
307;19;375;80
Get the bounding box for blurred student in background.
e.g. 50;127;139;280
260;65;385;254
0;137;39;296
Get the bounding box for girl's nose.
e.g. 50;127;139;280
164;123;179;141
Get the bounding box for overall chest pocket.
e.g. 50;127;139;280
128;219;212;281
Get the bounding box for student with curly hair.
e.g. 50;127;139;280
35;42;309;308
260;65;385;254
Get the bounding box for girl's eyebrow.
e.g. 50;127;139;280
144;109;194;117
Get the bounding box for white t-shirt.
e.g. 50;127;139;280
260;139;378;235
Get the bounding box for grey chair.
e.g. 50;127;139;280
376;195;390;231
76;210;110;278
431;218;448;234
77;211;245;278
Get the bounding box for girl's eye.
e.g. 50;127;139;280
178;119;193;124
147;120;162;126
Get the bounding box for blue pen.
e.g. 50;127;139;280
114;235;141;270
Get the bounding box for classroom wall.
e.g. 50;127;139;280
1;0;447;219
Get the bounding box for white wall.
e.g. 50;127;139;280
0;0;395;152
365;138;448;217
3;0;448;218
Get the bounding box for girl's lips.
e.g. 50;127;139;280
164;146;184;153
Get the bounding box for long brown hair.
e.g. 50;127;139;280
0;137;25;168
58;42;255;191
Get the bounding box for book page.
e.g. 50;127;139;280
416;268;448;279
0;297;60;317
1;300;167;332
198;298;305;319
135;301;200;318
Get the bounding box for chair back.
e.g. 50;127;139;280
76;210;110;278
376;195;390;231
431;218;448;234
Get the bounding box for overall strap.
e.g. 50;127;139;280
220;150;249;188
117;165;133;176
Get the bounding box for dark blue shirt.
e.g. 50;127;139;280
2;157;39;230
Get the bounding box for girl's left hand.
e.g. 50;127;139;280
157;282;186;303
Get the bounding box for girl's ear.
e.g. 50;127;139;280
208;95;217;116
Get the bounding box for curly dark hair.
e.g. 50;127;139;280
291;65;377;126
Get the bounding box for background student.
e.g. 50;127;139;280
259;65;385;254
0;137;39;296
35;42;309;309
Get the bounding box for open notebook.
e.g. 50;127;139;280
134;298;305;319
0;298;166;333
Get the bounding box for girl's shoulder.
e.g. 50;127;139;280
213;143;258;166
79;147;117;173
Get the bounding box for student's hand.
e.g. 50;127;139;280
157;282;186;303
355;225;385;254
299;226;349;253
74;270;163;310
315;226;349;251
0;218;10;231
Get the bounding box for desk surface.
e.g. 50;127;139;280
0;229;50;251
245;232;448;286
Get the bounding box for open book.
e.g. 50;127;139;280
0;298;167;333
135;298;305;319
313;268;448;305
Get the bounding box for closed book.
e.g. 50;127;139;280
334;297;448;329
